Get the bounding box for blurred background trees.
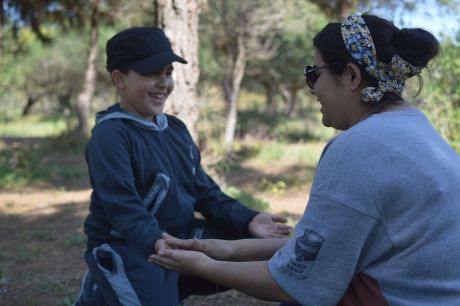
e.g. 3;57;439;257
1;2;459;303
1;0;459;152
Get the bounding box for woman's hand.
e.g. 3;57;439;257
149;248;213;276
158;232;236;261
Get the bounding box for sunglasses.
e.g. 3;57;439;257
303;62;343;89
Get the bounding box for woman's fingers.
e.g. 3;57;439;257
149;249;205;277
162;233;202;250
149;254;179;271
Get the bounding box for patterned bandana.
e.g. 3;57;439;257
341;14;422;103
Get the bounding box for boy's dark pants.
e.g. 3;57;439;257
75;219;239;305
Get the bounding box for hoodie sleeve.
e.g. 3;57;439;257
192;144;259;236
86;121;163;257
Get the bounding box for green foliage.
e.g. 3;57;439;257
257;178;288;194
198;34;222;82
0;27;87;117
236;107;333;142
196;85;227;150
63;233;87;247
0;131;87;189
0;114;69;137
223;186;269;211
412;38;460;153
57;295;76;306
253;141;323;166
243;1;327;95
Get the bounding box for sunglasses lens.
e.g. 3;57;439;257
304;66;317;89
307;73;318;89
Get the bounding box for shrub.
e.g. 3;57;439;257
223;186;269;211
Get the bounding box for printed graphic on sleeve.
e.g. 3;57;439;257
281;229;325;279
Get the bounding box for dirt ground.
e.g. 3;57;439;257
0;141;313;306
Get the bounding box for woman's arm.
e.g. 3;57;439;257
160;233;289;261
204;260;293;302
221;237;289;261
150;249;296;303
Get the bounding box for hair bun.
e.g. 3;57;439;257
392;28;439;68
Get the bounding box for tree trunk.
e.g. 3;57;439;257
58;89;73;114
22;96;38;116
154;0;203;142
75;0;99;137
263;81;276;116
223;34;246;154
223;78;236;153
285;90;298;118
280;85;291;112
0;0;4;62
280;85;298;118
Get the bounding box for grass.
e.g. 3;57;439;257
0;130;88;189
254;141;324;165
223;186;270;211
0;113;322;305
0;114;70;137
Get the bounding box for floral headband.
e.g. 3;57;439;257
341;14;422;103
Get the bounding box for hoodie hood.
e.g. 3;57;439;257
94;103;168;132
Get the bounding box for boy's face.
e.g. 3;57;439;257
113;64;174;120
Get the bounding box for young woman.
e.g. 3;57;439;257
151;13;460;306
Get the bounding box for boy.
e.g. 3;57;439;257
75;27;291;305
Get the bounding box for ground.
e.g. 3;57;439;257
0;138;321;306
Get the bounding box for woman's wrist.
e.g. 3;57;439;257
200;256;219;279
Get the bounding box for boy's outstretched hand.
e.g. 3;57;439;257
248;212;292;238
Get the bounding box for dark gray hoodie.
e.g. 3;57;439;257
83;103;258;257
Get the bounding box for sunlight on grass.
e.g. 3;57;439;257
0;114;69;137
255;141;325;166
223;185;269;211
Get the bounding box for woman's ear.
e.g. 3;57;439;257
345;62;362;90
111;70;126;89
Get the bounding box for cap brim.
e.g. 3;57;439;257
128;52;187;75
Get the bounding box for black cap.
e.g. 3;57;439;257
106;27;187;74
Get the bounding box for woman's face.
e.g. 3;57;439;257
309;51;361;130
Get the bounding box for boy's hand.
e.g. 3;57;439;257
248;212;292;238
149;248;212;276
159;232;235;260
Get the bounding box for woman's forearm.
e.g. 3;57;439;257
228;238;289;261
150;242;296;302
203;260;294;302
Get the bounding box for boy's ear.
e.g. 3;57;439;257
111;70;126;88
344;62;362;90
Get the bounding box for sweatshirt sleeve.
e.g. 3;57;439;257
86;122;163;257
192;145;259;236
268;196;390;305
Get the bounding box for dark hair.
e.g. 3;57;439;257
313;14;439;103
